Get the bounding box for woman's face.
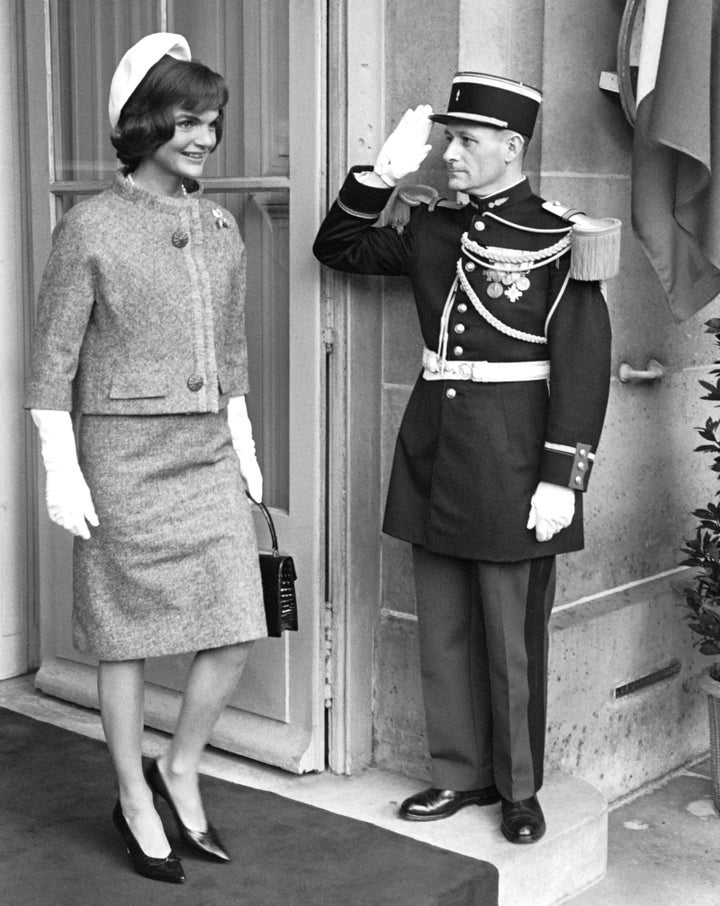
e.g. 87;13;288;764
146;106;220;182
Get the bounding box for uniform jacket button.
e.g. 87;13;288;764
446;387;456;399
187;374;204;391
172;229;189;248
453;346;464;356
454;323;465;334
457;302;468;313
474;221;485;231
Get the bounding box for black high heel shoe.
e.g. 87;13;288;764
112;800;185;884
145;759;231;862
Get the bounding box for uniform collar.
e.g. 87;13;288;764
468;176;531;213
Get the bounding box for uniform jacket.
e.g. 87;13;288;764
25;173;249;415
313;167;612;561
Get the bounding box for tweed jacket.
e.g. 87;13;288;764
313;168;612;561
25;173;249;415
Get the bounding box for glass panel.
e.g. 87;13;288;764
50;0;162;180
171;0;289;180
206;189;290;509
49;0;291;509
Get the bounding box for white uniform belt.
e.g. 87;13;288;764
422;348;550;383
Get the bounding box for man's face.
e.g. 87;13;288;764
442;121;516;196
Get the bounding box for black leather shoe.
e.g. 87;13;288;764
500;795;546;843
112;800;185;883
399;785;501;821
145;759;231;862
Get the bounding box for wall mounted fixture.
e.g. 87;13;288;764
618;358;666;383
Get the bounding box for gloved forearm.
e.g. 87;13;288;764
31;408;98;539
227;395;263;502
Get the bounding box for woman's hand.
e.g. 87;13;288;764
31;409;98;539
227;396;263;502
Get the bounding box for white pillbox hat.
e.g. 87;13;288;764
108;32;191;129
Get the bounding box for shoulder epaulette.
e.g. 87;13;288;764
542;199;622;280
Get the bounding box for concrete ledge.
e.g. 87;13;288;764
547;571;709;801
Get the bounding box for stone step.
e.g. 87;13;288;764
0;674;606;905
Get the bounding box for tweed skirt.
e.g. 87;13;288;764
73;412;267;660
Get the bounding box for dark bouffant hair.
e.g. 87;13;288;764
111;54;229;169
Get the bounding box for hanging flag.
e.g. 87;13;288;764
631;0;720;321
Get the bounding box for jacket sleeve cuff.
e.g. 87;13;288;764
336;166;395;219
540;441;595;491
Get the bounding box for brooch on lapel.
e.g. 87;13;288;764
212;206;230;229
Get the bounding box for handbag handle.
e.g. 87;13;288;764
247;493;279;555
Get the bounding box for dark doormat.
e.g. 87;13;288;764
0;707;497;906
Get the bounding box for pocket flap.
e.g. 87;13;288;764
108;375;168;400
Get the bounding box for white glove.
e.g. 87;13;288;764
526;481;575;543
227;395;263;502
31;409;98;540
374;104;433;186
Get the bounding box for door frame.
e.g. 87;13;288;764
324;0;386;774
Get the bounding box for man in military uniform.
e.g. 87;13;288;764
313;73;613;844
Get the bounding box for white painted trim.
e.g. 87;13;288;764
554;566;689;612
381;608;418;623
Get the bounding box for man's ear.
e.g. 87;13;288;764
505;132;525;162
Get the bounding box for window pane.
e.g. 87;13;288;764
50;0;162;180
172;0;289;180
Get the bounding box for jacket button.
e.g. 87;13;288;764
446;388;456;399
172;230;189;248
453;346;464;356
457;303;468;313
454;323;465;334
187;374;204;391
465;262;476;272
474;221;485;231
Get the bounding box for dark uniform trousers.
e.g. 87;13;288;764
413;546;556;802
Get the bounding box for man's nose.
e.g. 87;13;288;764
443;140;458;162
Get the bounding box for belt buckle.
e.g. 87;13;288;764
471;361;489;382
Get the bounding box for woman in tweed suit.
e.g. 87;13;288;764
25;34;267;884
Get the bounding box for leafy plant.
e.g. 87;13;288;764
681;319;720;681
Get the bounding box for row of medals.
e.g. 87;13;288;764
483;267;531;303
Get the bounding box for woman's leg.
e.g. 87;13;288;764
98;659;171;858
157;642;254;830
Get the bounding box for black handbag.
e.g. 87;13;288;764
249;495;299;637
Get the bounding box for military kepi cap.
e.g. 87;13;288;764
109;32;191;129
430;72;542;137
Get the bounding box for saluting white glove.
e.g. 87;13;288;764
227;395;263;502
374;104;433;186
31;409;98;540
526;481;575;543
